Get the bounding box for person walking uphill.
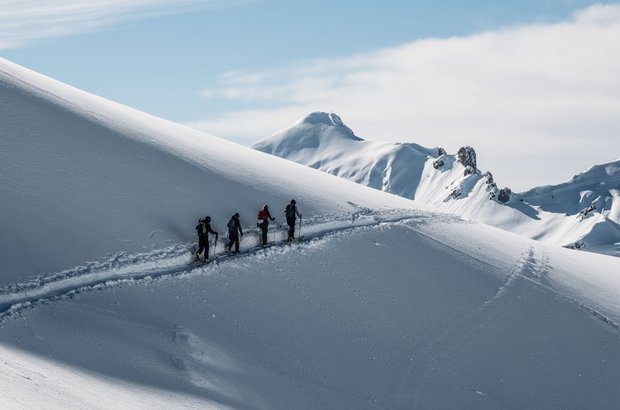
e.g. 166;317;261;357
257;205;275;246
285;199;302;241
195;216;218;262
226;213;243;253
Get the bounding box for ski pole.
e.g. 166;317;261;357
298;216;302;239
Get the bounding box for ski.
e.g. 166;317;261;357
286;235;304;244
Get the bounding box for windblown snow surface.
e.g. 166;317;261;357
254;113;620;257
2;59;620;409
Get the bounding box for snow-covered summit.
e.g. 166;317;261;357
254;112;441;199
255;111;361;153
300;111;357;132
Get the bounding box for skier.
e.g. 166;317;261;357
285;199;302;241
257;205;275;246
195;216;218;262
226;213;244;253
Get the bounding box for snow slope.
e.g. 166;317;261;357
2;59;620;408
2;214;620;409
253;113;620;256
0;60;415;283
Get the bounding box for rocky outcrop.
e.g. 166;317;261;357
497;188;512;204
457;146;479;176
458;146;477;168
433;148;448;169
563;241;586;250
484;172;495;186
578;204;597;220
433;158;446;170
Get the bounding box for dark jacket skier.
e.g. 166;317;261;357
257;205;275;246
285;199;302;241
226;213;243;253
195;216;218;262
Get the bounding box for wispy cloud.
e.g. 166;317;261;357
190;4;620;190
0;0;249;49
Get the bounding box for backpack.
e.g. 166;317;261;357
196;222;206;235
257;209;268;221
285;204;295;219
227;218;235;230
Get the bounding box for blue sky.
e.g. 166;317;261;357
2;0;619;190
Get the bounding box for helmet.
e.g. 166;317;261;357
234;212;239;217
205;216;211;223
291;199;296;204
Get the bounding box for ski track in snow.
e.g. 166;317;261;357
482;246;549;307
391;246;553;399
410;226;620;332
1;209;617;334
0;210;445;320
484;245;620;330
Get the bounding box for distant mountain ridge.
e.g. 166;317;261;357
520;161;620;219
253;112;620;257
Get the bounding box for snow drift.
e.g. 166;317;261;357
2;59;620;409
253;112;620;256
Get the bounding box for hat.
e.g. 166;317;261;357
291;199;296;204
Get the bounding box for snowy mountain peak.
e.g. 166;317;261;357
257;111;362;151
299;111;347;129
293;111;362;142
253;112;440;199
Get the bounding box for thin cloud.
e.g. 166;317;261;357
0;0;252;49
191;4;620;190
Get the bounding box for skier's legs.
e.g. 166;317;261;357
228;233;239;252
196;236;208;259
261;226;268;245
227;235;234;251
287;218;295;240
